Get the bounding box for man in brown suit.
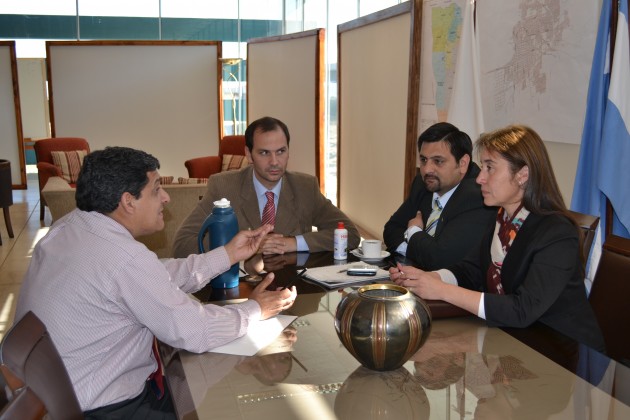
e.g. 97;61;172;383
173;116;360;258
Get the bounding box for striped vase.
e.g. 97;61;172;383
334;284;432;371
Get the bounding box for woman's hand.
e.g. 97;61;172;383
389;263;445;300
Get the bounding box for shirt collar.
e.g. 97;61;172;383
433;183;460;209
252;172;282;198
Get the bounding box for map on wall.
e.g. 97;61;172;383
419;0;466;134
477;0;599;144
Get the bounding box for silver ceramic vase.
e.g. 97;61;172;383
334;284;432;371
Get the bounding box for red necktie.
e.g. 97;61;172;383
261;191;275;226
149;337;165;399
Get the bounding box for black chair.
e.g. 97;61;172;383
0;311;83;419
589;235;630;366
568;210;599;266
0;159;14;245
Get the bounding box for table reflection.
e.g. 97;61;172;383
166;252;630;419
335;366;429;419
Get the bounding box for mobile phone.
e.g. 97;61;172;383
347;266;378;276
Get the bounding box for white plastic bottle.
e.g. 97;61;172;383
334;221;348;260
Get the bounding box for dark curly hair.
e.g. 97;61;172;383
75;147;160;213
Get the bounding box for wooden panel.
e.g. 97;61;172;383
0;41;26;189
337;1;422;239
47;41;223;179
247;29;325;188
17;58;50;140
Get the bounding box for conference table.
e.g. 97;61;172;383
161;252;630;419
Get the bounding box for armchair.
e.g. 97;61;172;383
34;137;90;221
185;135;247;179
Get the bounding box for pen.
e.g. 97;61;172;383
281;268;306;290
281;279;297;290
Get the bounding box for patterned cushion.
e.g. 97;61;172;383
159;176;174;185
178;177;209;184
50;150;87;183
221;154;249;172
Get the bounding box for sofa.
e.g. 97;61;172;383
42;177;207;258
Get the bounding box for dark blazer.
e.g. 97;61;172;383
383;163;496;270
172;166;360;258
450;212;605;352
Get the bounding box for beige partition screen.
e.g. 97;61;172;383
338;1;422;239
18;58;50;140
0;41;26;188
247;29;325;188
47;41;222;179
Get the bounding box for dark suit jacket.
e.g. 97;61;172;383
383;164;496;270
172;167;360;257
450;212;605;352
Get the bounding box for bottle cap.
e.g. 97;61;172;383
337;221;345;229
213;198;231;208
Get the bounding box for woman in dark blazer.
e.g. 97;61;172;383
390;125;605;352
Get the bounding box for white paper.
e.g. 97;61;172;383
304;263;390;283
208;314;297;356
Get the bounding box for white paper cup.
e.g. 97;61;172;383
361;239;382;259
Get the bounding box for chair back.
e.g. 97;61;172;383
568;210;599;264
33;138;90;166
589;235;630;365
184;135;246;178
0;387;46;420
33;137;90;220
219;135;246;158
0;311;83;419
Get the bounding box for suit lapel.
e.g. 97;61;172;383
274;175;300;234
239;168;261;229
433;179;474;236
500;213;541;291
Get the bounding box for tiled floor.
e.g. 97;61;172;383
0;174;54;339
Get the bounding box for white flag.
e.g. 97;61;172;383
448;0;484;140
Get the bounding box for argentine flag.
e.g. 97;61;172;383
572;0;630;239
598;0;630;238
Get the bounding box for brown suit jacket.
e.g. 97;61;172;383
172;167;361;257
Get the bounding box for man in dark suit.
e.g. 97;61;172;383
383;123;495;270
173;116;360;258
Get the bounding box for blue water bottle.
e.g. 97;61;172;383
197;198;240;288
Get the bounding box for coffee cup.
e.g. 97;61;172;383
361;239;382;259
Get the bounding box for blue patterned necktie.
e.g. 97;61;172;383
425;198;443;236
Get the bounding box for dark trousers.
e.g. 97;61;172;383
84;380;176;420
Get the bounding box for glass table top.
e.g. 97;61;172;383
162;289;630;420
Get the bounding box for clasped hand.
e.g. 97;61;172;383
408;210;425;229
259;232;297;255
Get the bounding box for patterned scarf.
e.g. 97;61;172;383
486;205;530;294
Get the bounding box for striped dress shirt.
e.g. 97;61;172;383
15;209;260;411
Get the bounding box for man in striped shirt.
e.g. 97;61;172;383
16;146;296;418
